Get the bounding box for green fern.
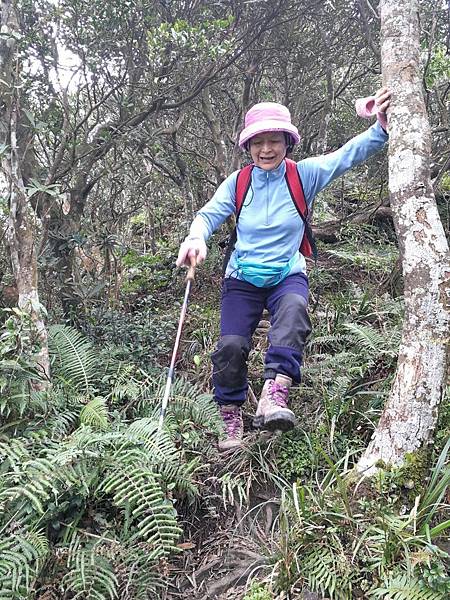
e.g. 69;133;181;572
49;324;99;392
99;464;181;555
116;543;167;598
143;374;221;425
343;322;399;357
302;544;353;599
124;418;199;498
106;363;145;405
308;332;354;350
242;582;273;600
15;386;83;440
132;374;223;451
41;405;80;437
126;417;177;460
168;391;222;432
63;545;118;600
63;531;166;600
0;530;49;595
80;397;110;430
0;435;98;528
369;574;446;599
69;419;194;497
153;375;201;400
306;350;356;374
0;583;26;600
0;349;219;596
0;437;30;471
0;456;61;516
326;246;396;272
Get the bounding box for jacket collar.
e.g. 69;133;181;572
252;159;286;179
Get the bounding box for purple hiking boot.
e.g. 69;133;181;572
253;374;297;432
218;404;244;451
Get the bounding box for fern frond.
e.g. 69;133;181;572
63;547;118;600
23;529;49;563
164;375;202;400
64;532;166;600
326;246;396;270
70;426;125;450
306;351;355;374
389;327;402;351
107;363;142;405
0;443;96;525
134;375;222;441
369;574;446;599
126;418;176;460
118;544;167;599
308;333;354;349
99;465;181;556
145;374;209;406
42;407;80;438
0;437;30;471
122;418;198;496
0;530;48;594
344;322;396;357
80;397;110;430
302;544;353;600
49;324;99;392
0;457;58;516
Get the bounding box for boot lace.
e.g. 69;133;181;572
268;381;289;408
219;406;242;439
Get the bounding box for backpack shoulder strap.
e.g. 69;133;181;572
284;158;317;261
235;164;254;219
222;164;253;276
284;158;308;219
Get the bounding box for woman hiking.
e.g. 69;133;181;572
176;88;391;451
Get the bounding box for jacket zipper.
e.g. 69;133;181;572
265;172;269;225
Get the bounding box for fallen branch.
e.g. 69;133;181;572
312;201;393;242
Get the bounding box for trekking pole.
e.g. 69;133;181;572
157;255;196;432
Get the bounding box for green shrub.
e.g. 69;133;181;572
242;581;273;600
78;299;177;368
271;442;450;599
121;247;174;294
275;429;318;481
0;326;222;598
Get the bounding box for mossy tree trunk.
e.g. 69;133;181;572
0;0;50;384
357;0;450;474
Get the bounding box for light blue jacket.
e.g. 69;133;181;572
192;122;388;282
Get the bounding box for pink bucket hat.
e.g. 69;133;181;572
239;102;300;149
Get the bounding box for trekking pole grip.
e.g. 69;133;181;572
186;254;197;282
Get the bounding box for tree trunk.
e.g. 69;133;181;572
311;48;334;157
201;89;228;184
47;184;88;319
357;0;450;475
0;0;50;384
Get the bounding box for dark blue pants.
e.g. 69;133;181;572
212;274;311;406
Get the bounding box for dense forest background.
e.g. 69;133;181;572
0;1;449;599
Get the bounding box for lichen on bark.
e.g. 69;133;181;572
357;0;450;475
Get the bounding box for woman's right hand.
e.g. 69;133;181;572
176;237;207;267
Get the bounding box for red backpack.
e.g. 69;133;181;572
222;158;317;273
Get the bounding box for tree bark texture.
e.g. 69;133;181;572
201;90;228;184
0;0;50;383
357;0;450;474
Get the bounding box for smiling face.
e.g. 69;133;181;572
249;131;287;171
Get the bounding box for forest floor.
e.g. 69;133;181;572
159;250;390;600
71;230;448;599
